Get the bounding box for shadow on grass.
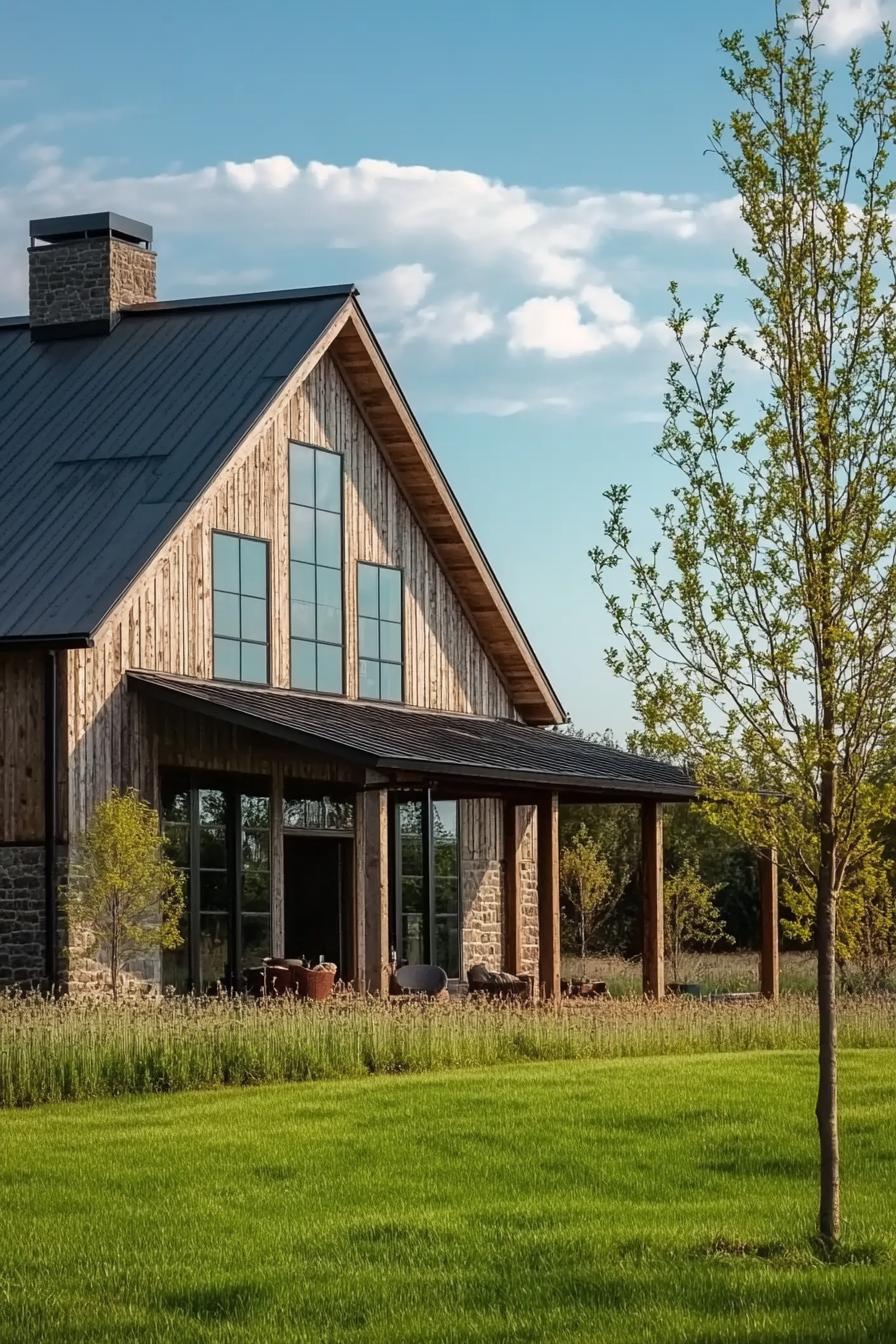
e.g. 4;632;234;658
161;1281;270;1323
699;1233;892;1268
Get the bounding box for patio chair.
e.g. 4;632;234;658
391;963;449;998
467;962;533;1000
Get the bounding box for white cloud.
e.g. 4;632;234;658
508;289;643;359
0;78;28;95
400;293;494;346
817;0;889;50
361;262;433;316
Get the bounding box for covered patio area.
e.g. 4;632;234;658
129;670;780;1000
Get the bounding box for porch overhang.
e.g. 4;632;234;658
128;670;697;804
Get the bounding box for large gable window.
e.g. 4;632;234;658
212;532;269;683
357;562;403;702
289;442;344;694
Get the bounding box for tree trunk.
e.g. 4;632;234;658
580;908;587;980
816;764;840;1247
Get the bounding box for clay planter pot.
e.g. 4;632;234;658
295;964;337;1001
571;980;594;997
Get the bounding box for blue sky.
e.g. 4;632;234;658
0;0;881;732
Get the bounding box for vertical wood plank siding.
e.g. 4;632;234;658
62;351;518;976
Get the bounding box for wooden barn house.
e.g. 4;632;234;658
0;210;722;998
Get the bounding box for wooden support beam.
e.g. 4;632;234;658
503;800;522;975
641;801;665;1000
537;793;560;1000
357;788;389;996
759;846;780;1001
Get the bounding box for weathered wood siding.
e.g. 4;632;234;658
66;351;512;823
0;654;44;843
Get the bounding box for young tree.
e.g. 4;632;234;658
65;789;185;1000
592;1;896;1246
559;825;613;978
664;862;733;983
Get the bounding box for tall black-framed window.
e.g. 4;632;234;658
289;441;344;694
212;532;269;684
357;563;403;702
393;794;460;978
161;775;271;992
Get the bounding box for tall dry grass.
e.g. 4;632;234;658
1;990;893;1108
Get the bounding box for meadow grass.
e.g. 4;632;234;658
563;949;821;996
0;1049;893;1342
1;990;894;1107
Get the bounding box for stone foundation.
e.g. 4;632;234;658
0;845;47;987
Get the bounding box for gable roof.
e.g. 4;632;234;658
130;670;694;801
0;284;564;724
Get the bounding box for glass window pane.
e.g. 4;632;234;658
291;639;317;690
317;642;343;694
379;568;402;623
241;795;269;827
434;916;459;978
241;595;267;643
379;620;402;664
240;641;268;684
316;594;342;645
162;938;190;994
214;636;240;681
380;661;403;703
435;875;458;913
163;822;190;869
315;448;341;513
305;799;323;830
199;869;229;912
241;828;269;869
283;797;307;828
291;599;316;640
401;875;424;914
240;539;267;599
294;561;316;604
402;912;426;966
358;563;379;619
290;442;315;506
358;617;379;660
199;789;227;826
199;913;229;990
213;590;240;639
316;565;342;614
359;658;380;700
400;834;423;877
290;505;316;562
162;788;190;824
433;800;457;843
241;869;270;913
316;510;342;569
213;533;240;593
199;823;227;869
242;914;271;970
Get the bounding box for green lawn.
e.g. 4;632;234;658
1;1051;894;1343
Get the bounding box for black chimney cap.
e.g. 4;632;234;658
29;212;153;247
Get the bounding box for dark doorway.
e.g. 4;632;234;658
283;835;354;980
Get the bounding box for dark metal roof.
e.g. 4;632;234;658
129;671;696;801
30;212;153;246
0;287;352;641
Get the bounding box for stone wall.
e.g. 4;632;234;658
29;237;156;331
460;798;503;976
518;806;540;979
0;845;46;986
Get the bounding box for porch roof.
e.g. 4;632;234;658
129;670;696;803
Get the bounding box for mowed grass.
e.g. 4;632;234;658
1;1050;894;1343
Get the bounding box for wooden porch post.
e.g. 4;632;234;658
503;801;522;975
356;788;389;996
537;793;560;999
641;801;665;1000
759;846;780;1001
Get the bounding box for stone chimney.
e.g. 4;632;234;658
28;212;156;340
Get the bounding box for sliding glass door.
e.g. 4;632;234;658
394;795;461;977
161;775;270;992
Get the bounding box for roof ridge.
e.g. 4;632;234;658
121;284;358;316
